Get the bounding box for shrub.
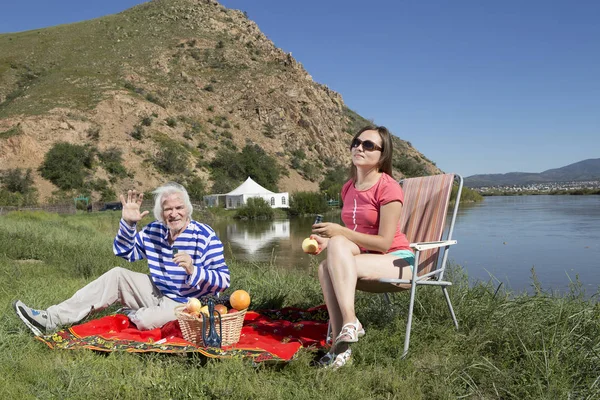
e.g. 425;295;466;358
0;168;38;206
263;122;275;138
98;148;127;178
319;167;348;202
209;144;283;192
154;141;189;175
393;155;428;178
90;178;116;201
145;93;164;107
86;125;100;140
140;116;153;126
184;176;206;202
39;142;94;190
0;124;23;139
130;125;144;140
234;197;274;220
288;191;328;216
166;117;177;128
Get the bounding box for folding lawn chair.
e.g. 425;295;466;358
360;173;463;357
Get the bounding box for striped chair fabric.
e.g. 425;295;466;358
399;173;455;276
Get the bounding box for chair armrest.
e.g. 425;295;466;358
410;240;457;251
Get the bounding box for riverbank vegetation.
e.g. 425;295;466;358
1;211;599;398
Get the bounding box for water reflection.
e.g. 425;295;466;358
212;216;329;267
227;220;290;254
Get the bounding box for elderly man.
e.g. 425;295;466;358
14;182;230;335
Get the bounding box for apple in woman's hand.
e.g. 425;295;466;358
302;237;319;254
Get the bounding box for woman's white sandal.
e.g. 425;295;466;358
333;319;365;350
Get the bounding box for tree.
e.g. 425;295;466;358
0;168;38;206
209;144;283;192
234;197;274;220
288;191;328;216
39;142;94;190
319;167;348;201
154;141;189;175
184;175;206;202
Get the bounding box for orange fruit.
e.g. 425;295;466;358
230;289;251;310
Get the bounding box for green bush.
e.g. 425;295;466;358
393;155;428;178
0;168;39;206
154;141;189;175
453;185;483;204
90;178;116;201
98;148;127;178
319;167;347;202
39;142;94;190
130;125;144;140
234;197;274;220
209;144;283;192
165;117;177;127
288;191;328;216
184;176;206;202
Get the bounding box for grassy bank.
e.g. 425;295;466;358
1;211;599;399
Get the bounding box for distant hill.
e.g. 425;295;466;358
0;0;439;203
465;159;600;187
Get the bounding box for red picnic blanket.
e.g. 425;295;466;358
36;306;329;363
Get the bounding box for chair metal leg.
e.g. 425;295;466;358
442;286;458;329
402;281;418;358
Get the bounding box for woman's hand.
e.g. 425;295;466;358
312;222;345;239
174;252;194;275
120;190;149;226
310;234;329;255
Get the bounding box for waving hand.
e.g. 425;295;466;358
120;190;150;226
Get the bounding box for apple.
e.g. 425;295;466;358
214;304;228;315
228;308;238;314
185;298;202;315
302;237;319;254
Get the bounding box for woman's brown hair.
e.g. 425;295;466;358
349;125;394;182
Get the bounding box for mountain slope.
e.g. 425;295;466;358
0;0;440;202
465;158;600;187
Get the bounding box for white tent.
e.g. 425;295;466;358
204;177;289;209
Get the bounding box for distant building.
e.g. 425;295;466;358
203;177;289;209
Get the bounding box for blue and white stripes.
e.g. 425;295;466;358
113;219;230;303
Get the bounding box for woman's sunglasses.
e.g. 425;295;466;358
350;138;383;152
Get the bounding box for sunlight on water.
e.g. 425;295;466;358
211;196;600;295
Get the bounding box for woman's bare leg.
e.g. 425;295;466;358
324;236;414;327
318;260;342;342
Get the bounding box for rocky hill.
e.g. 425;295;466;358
0;0;440;203
464;158;600;187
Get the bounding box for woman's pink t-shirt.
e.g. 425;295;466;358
340;173;411;253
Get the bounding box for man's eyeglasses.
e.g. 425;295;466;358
350;138;383;152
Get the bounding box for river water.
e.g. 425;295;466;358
211;195;600;295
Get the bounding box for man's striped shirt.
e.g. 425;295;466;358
113;219;230;303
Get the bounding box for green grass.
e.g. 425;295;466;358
0;124;22;139
2;211;600;399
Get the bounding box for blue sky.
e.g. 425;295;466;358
1;1;598;177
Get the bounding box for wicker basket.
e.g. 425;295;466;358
175;305;247;347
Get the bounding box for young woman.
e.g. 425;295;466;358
311;126;414;369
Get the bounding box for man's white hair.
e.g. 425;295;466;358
152;182;193;222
